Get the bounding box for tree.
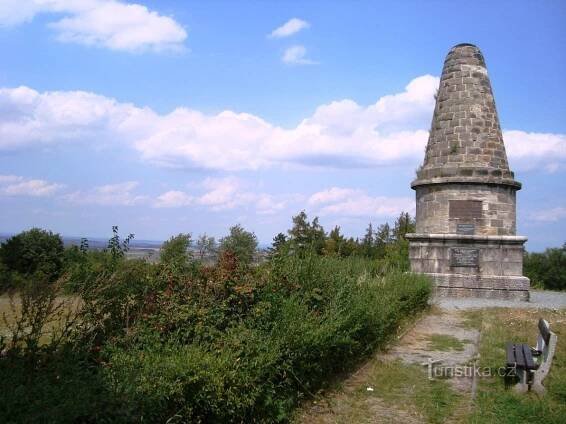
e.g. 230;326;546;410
340;237;358;257
0;228;64;282
324;226;345;256
268;233;288;258
106;226;134;264
287;211;326;255
374;223;392;258
288;211;311;249
392;212;415;241
196;234;217;260
524;243;566;290
310;217;327;254
361;223;375;258
160;233;192;267
219;225;258;266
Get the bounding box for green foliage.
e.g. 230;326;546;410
99;256;431;422
219;224;258;266
392;211;415;241
61;228;135;293
160;233;192;267
196;233;217;260
0;228;64;290
106;225;134;266
2;278;62;353
287;211;326;255
282;210;415;263
0;348;124;423
524;243;566;290
378;238;411;273
0;223;431;423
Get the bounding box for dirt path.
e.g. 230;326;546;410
296;308;479;423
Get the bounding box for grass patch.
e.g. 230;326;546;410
297;360;462;423
465;308;566;424
299;307;566;423
426;333;466;351
365;360;462;423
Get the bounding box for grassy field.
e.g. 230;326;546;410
296;307;566;423
466;308;566;423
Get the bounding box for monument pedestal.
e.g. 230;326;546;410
406;233;530;301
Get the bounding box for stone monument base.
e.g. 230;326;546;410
406;233;530;301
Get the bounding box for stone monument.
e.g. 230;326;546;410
406;43;530;300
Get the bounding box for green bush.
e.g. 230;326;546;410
100;255;431;422
0;348;123;423
524;243;566;291
160;233;193;268
1;228;431;423
219;224;258;266
0;229;64;291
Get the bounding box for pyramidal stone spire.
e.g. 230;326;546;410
415;43;517;185
406;43;530;301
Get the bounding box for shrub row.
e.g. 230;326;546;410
1;254;431;423
100;256;431;422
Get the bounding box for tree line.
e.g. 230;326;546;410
0;211;415;292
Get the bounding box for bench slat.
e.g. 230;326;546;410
521;343;536;370
515;344;526;368
538;318;551;345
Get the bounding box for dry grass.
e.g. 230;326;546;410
0;293;81;344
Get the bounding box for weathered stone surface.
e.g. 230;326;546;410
415;44;511;179
415;183;516;235
406;43;529;301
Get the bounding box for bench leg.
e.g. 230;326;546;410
531;370;546;395
513;369;528;394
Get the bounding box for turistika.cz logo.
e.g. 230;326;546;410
423;358;516;380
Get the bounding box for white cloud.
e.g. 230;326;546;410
1;75;565;173
154;176;287;215
503;130;566;172
530;207;566;223
0;0;187;52
308;187;414;217
282;45;317;65
0;175;63;197
269;18;309;38
0;0;40;26
63;181;147;206
0;86;128;149
154;190;193;208
198;176;250;210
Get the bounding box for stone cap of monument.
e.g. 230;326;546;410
412;43;520;190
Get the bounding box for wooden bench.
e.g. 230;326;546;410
506;318;557;394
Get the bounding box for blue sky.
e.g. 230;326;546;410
0;0;565;251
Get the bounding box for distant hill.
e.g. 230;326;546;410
0;232;163;251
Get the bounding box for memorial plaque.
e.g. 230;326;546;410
456;223;475;235
450;247;479;267
449;200;482;219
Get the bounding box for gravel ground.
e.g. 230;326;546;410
433;289;566;310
